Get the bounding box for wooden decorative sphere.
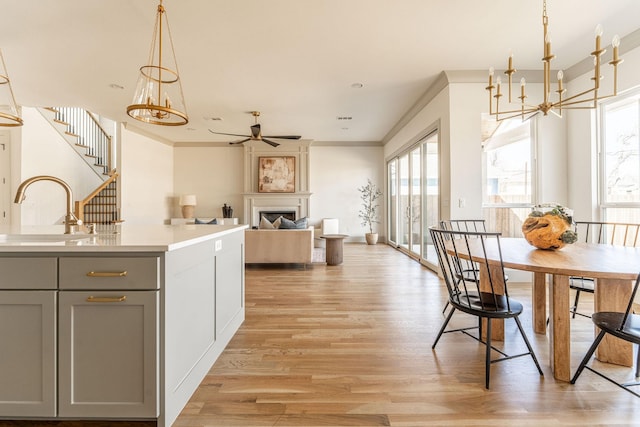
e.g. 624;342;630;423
521;214;570;250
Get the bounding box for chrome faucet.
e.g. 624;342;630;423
14;175;82;234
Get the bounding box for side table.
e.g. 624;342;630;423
320;234;349;265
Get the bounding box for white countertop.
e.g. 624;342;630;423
0;223;248;253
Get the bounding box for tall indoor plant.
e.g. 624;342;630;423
358;179;383;245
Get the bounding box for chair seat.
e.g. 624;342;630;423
592;312;640;345
451;292;524;319
570;276;595;292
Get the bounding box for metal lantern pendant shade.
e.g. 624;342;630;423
0;49;23;127
127;0;188;126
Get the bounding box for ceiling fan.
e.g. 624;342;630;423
208;111;301;147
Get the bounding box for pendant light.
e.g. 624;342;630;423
126;0;188;126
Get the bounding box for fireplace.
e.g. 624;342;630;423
241;140;312;227
259;210;296;223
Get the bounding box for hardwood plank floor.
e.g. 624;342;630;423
174;243;640;426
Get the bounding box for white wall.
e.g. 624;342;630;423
13;107;103;226
173;147;244;220
448;82;485;219
309;145;384;241
171;143;383;241
119;126;174;225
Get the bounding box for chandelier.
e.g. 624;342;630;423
486;0;623;122
0;49;23;127
127;0;188;126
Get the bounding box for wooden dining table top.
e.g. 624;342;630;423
450;237;640;280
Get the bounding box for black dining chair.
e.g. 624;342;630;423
570;271;640;397
430;226;543;389
439;220;488;315
570;221;640;318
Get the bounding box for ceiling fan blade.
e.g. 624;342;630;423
228;138;251;145
261;138;280;147
262;135;302;140
209;129;250;138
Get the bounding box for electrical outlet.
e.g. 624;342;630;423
215;240;222;251
458;198;466;208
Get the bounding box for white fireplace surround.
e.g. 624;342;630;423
245;193;311;227
241;140;312;228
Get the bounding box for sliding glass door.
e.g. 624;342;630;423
387;130;439;265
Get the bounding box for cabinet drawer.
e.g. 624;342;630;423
0;257;57;290
59;257;159;290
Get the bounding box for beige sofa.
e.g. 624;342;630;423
244;227;314;264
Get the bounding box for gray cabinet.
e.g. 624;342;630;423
58;290;158;418
0;290;56;417
0;255;159;419
57;256;159;418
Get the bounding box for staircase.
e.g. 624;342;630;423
40;107;112;177
39;106;122;224
75;172;121;225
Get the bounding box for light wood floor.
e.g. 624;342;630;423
174;243;640;427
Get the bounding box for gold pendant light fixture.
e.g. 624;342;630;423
0;49;23;127
486;0;623;122
127;0;188;126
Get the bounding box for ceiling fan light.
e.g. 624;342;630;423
126;0;188;126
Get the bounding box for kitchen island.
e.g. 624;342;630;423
0;223;247;426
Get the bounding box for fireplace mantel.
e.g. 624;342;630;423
241;140;312;227
243;192;312;227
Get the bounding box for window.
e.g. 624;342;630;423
482;116;536;236
600;88;640;223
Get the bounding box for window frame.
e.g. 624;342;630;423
481;116;538;209
598;87;640;220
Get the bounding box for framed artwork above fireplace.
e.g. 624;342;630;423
258;156;295;193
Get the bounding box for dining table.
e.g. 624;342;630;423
448;237;638;382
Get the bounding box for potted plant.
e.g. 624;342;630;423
358;179;383;245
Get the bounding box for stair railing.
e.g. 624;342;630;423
74;171;120;224
53;107;113;176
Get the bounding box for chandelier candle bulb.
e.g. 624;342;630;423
544;34;551;58
557;70;564;91
612;35;620;63
520;77;526;98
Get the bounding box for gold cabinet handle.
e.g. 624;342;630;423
86;296;127;303
86;271;128;277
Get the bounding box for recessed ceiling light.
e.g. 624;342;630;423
204;116;223;121
351;82;364;89
342;127;349;130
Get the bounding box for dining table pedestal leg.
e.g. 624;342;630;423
595;278;634;366
480;264;505;341
532;272;547;334
549;274;571;382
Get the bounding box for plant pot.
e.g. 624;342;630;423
365;233;378;245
